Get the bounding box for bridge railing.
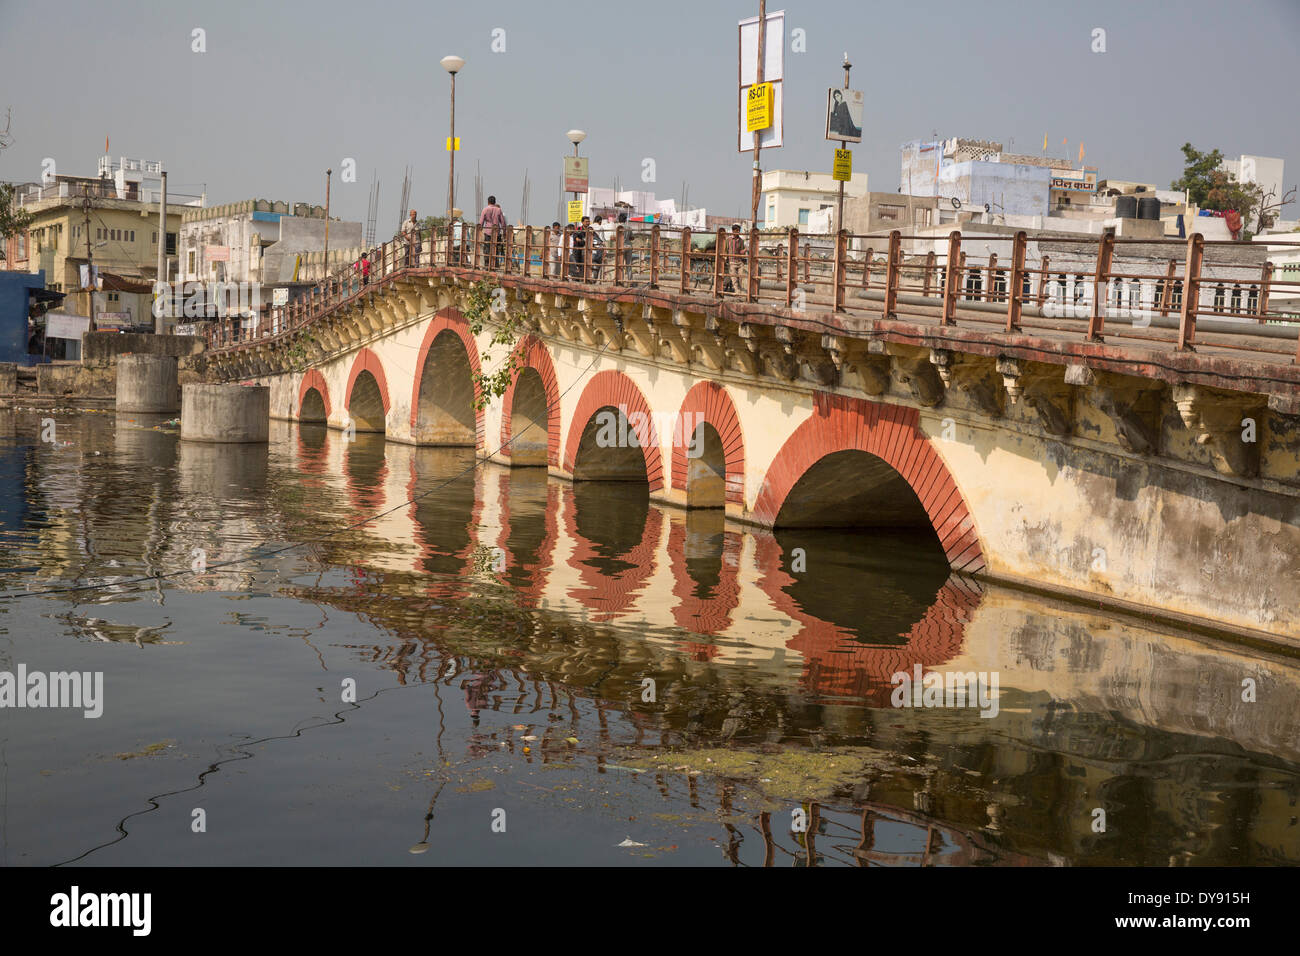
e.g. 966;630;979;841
205;223;1300;365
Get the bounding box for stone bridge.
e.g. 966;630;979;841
202;226;1300;644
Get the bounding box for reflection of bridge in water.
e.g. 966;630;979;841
280;424;1300;865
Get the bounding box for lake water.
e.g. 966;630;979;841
1;409;1296;866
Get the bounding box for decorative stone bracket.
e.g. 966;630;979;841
1172;383;1266;478
998;357;1073;436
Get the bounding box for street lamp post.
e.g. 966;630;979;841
566;128;586;213
441;55;465;218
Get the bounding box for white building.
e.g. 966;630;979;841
761;169;869;232
178;200;362;285
1222;154;1286;204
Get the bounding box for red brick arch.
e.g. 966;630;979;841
343;347;391;415
499;334;560;466
671;381;745;505
753;392;984;574
409;308;484;449
297;368;332;419
563;370;664;492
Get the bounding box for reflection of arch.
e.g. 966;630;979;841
409;309;484;449
298;368;331;421
563;370;663;491
344;347;391;432
344;433;389;517
493;470;559;606
562;483;662;622
752;532;982;704
754;393;984;573
666;516;742;637
406;448;483;601
500;335;560;466
671;381;744;505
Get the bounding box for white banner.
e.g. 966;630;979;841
46;313;91;340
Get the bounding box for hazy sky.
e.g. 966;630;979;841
2;0;1297;230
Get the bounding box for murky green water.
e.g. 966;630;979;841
0;409;1296;866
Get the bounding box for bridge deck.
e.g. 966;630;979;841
203;225;1300;402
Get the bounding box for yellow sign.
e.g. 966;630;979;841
445;137;460;151
746;82;773;132
567;199;584;223
832;148;852;182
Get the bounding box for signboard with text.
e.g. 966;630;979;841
564;156;589;194
746;82;773;132
205;245;230;262
567;199;585;223
832;149;853;182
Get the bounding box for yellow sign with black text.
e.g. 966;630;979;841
445;137;461;151
832;148;852;182
567;199;584;223
746;82;773;132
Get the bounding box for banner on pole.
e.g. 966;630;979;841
832;148;853;182
737;9;785;152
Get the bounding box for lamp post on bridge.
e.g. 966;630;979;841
441;55;465;218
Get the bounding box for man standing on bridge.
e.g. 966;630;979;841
479;195;507;270
402;209;421;268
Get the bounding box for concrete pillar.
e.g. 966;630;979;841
116;354;179;413
180;384;270;443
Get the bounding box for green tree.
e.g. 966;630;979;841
1170;142;1263;230
0;182;34;262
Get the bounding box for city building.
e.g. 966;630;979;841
177;199;362;286
760;169;869;232
6;154;202;328
900;137;1096;219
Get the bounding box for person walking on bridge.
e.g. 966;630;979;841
547;221;562;277
402;209;421;268
479;195;507;270
723;223;746;293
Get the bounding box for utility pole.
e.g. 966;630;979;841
323;168;332;281
749;0;766;228
155;170;167;334
82;195;95;331
835;53;851;234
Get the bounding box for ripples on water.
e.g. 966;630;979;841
0;410;1296;866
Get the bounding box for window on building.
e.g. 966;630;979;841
1213;283;1225;312
152;231;157;244
965;268;982;300
1248;284;1259;315
129;230;135;242
1171;280;1183;310
877;204;902;222
187;250;196;275
797;209;810;226
1057;272;1068;305
991;270;1007;303
166;232;177;256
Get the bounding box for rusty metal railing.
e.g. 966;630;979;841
204;223;1300;365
